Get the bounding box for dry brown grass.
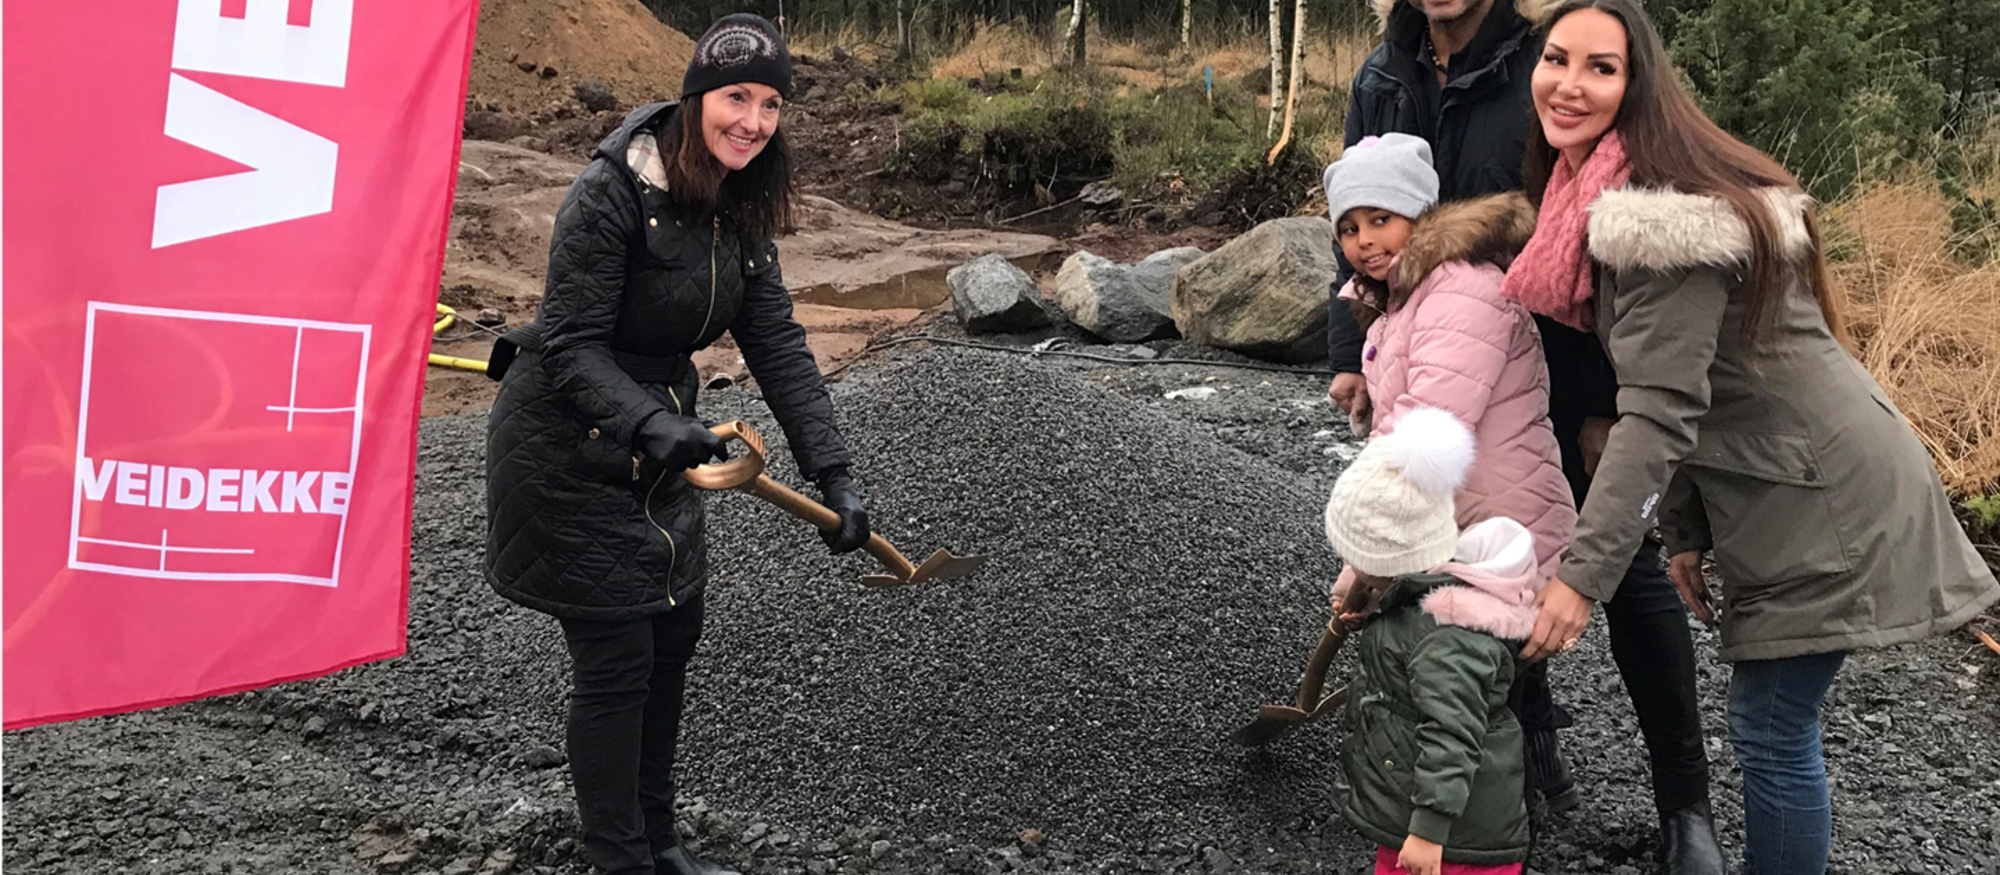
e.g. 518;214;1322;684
787;22;888;65
1830;181;2000;495
920;24;1377;100
929;23;1055;79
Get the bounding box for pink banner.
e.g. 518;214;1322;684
3;1;479;728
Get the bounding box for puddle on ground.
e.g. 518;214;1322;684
792;269;953;310
789;253;1059;310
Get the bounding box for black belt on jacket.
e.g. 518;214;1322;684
486;322;691;386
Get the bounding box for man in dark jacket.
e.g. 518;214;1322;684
1327;2;1722;871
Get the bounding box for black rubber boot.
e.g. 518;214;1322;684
1525;728;1580;814
655;844;739;875
1658;800;1725;875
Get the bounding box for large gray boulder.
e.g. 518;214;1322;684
1170;217;1335;363
947;254;1051;333
1053;247;1203;342
1130;246;1206;297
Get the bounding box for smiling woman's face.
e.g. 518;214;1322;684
1532;7;1630;167
700;82;783;171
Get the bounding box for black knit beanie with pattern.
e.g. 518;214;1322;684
681;14;793;100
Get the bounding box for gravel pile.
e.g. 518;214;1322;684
680;347;1355;862
5;344;1997;875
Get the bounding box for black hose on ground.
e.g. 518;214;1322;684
826;333;1340;379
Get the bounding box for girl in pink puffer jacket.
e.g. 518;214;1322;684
1324;134;1575;603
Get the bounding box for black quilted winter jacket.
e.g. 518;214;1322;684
484;102;852;620
1327;0;1542;374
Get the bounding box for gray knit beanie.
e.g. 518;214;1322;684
682;14;793;100
1322;133;1440;224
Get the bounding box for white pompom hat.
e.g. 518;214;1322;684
1324;407;1476;578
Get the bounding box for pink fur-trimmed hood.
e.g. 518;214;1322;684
1422;518;1542;640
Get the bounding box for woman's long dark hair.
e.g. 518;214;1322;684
1524;0;1846;344
658;95;796;240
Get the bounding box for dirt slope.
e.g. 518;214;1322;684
469;0;694;116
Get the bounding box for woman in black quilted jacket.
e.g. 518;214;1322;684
482;15;868;875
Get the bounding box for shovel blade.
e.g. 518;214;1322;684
858;550;986;588
1230;685;1351;747
1230;704;1315;747
910;550;987;582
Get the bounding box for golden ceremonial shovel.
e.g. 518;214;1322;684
683;421;987;587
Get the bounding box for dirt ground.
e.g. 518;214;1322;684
466;0;693;118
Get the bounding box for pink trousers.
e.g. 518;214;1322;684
1373;846;1524;875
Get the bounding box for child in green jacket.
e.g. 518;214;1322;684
1324;406;1538;875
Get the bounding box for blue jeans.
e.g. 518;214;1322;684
1727;650;1848;875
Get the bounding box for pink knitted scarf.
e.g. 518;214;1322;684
1502;131;1631;332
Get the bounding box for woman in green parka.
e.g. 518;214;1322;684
1504;2;2000;871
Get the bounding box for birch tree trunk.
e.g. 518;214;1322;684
1069;0;1087;66
896;0;913;60
1267;0;1283;137
1268;0;1309;163
1182;0;1193;49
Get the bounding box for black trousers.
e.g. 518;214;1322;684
558;597;706;875
1516;539;1712;813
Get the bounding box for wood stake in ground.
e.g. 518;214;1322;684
1268;0;1308;164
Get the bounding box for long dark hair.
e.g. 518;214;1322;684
1347;271;1393;335
658;96;796;240
1524;0;1846;344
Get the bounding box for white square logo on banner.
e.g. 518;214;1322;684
68;302;370;586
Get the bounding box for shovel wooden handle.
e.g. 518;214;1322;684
737;474;916;580
1294;581;1375;709
682;421;769;490
686;420;924;581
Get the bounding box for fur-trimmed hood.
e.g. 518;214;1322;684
1586;186;1815;273
1369;0;1566;31
1392;192;1537;293
1422;517;1542;640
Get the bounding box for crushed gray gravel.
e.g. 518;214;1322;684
5;343;1997;875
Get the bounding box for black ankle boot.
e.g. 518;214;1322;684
1658;800;1725;875
1524;728;1580;814
655;844;739;875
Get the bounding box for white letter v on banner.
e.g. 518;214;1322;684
152;74;338;249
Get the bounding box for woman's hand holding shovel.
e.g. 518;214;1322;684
815;468;871;554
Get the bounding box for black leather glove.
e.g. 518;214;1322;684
633;413;728;472
815;467;869;554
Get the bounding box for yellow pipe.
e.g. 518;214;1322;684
429;353;490;372
429;303;489;373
